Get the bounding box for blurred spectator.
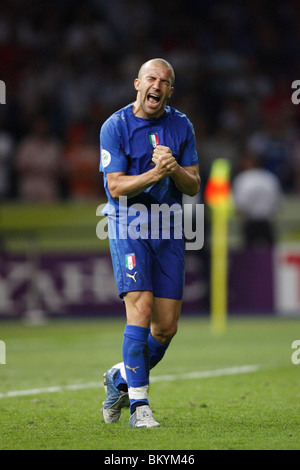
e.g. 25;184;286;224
63;122;102;200
15;117;62;201
246;78;298;192
232;154;282;247
0;127;14;199
291;139;300;194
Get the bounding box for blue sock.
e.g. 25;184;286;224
148;332;170;369
114;331;170;391
122;324;150;413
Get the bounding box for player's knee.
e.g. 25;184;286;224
153;323;178;344
126;296;153;326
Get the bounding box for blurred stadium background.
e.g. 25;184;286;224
0;0;300;322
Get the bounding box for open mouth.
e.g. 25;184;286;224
147;93;161;105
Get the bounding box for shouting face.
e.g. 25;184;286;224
133;60;174;119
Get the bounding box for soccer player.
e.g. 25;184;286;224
100;58;200;428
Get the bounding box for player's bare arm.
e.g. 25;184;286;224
107;147;181;199
107;145;200;200
152;145;200;197
171;164;200;197
106;166;166;199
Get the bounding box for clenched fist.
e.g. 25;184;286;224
151;145;178;179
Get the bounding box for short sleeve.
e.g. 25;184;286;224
99;116;128;173
179;119;199;167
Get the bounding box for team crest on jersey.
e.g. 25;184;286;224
125;253;136;271
148;132;159;148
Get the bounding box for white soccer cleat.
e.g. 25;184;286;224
101;366;129;424
129;405;160;428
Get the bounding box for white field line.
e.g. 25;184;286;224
0;365;259;399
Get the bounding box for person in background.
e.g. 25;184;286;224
232;154;282;247
15;117;62;202
63;122;102;201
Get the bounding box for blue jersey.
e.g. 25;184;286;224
99;103;198;224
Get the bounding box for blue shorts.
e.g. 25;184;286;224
108;221;185;300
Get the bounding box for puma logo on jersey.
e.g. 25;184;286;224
126;271;137;282
126;365;140;374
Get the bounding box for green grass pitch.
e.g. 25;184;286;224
0;316;300;450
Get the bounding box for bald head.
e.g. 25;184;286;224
133;58;175;119
138;58;175;87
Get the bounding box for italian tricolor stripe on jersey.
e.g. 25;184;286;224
149;133;159;148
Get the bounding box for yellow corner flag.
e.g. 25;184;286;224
204;159;233;335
